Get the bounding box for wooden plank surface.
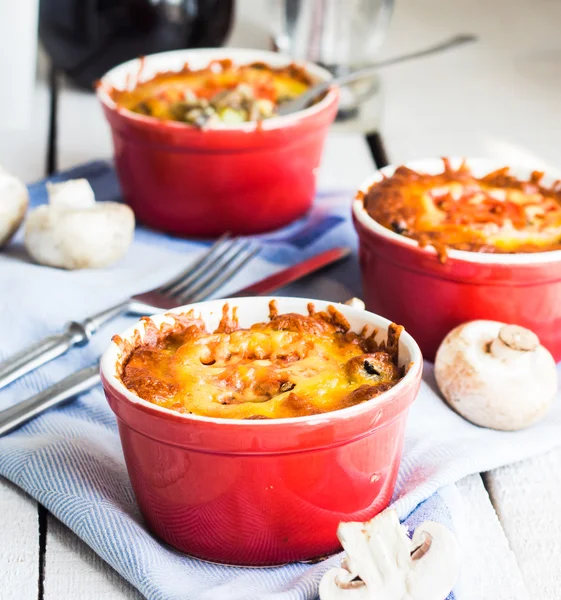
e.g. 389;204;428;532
456;475;529;600
485;448;561;600
43;514;142;600
0;478;39;600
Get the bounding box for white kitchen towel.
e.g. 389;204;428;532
0;161;559;600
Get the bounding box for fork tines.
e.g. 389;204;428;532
161;234;261;304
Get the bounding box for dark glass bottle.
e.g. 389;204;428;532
39;0;235;90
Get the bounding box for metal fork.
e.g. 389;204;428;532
0;235;260;390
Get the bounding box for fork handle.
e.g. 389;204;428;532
0;323;90;390
0;301;127;391
0;363;101;436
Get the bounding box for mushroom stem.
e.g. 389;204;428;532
497;324;538;350
490;324;540;361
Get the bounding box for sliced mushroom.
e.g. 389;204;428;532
319;508;460;600
434;320;558;430
345;353;400;384
0;166;28;247
24;178;135;269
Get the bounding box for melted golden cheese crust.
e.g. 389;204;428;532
362;159;561;260
120;302;403;420
110;59;311;125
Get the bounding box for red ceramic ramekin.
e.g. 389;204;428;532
100;297;422;566
353;157;561;362
96;49;339;237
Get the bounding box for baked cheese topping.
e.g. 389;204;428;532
361;159;561;259
110;59;312;128
120;301;404;420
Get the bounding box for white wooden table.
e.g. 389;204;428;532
1;0;561;597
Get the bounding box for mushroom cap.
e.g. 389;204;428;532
25;200;135;270
434;320;558;431
0;167;29;247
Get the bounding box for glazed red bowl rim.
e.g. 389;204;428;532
352;156;561;265
100;296;423;428
96;47;339;134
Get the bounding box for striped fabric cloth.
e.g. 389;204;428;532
0;161;560;599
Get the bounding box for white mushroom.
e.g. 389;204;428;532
434;321;558;431
344;297;366;311
0;166;28;247
24;178;135;269
319;508;460;600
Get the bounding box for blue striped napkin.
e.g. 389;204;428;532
0;161;560;599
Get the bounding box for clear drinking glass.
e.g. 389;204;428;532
272;0;394;133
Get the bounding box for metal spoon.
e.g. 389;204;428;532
277;34;477;116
